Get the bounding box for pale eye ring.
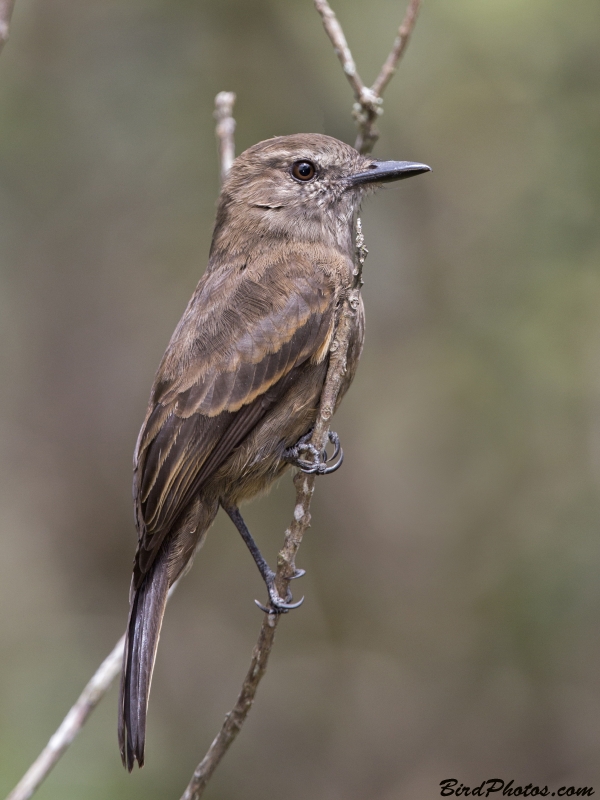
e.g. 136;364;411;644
291;160;317;182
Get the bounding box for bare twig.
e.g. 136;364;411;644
180;220;366;800
314;0;422;154
5;580;182;800
214;91;236;183
0;0;16;55
180;613;277;799
313;0;365;101
371;0;422;98
6;637;125;800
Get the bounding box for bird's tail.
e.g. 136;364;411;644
118;544;170;771
118;496;219;770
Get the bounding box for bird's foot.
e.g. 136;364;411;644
284;430;344;475
223;504;306;615
254;569;305;614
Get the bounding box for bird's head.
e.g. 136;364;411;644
210;133;430;259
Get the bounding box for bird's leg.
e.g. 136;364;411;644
284;429;344;475
222;504;304;613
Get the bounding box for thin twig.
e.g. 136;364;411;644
214;91;236;184
371;0;422;98
6;638;125;800
180;220;366;800
5;580;182;800
314;0;422;154
0;0;16;55
313;0;365;101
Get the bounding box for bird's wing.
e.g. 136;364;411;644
133;254;341;581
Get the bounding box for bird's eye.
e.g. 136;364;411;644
291;160;316;182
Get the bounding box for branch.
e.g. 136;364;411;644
371;0;422;98
0;0;16;55
214;91;236;183
180;96;367;800
313;0;366;101
6;637;125;800
5;579;183;800
180;219;367;800
314;0;422;154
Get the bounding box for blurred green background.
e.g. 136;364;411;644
1;0;599;798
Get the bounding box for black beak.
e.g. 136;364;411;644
349;160;431;186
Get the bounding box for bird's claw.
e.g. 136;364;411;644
255;571;306;614
289;568;306;580
254;594;305;614
284;430;344;475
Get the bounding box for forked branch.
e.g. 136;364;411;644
314;0;422;153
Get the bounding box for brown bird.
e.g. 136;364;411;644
118;133;430;770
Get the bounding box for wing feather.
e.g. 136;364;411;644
132;252;343;584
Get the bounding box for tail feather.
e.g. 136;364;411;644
118;496;219;770
119;545;170;771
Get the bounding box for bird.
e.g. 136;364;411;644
118;132;430;770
